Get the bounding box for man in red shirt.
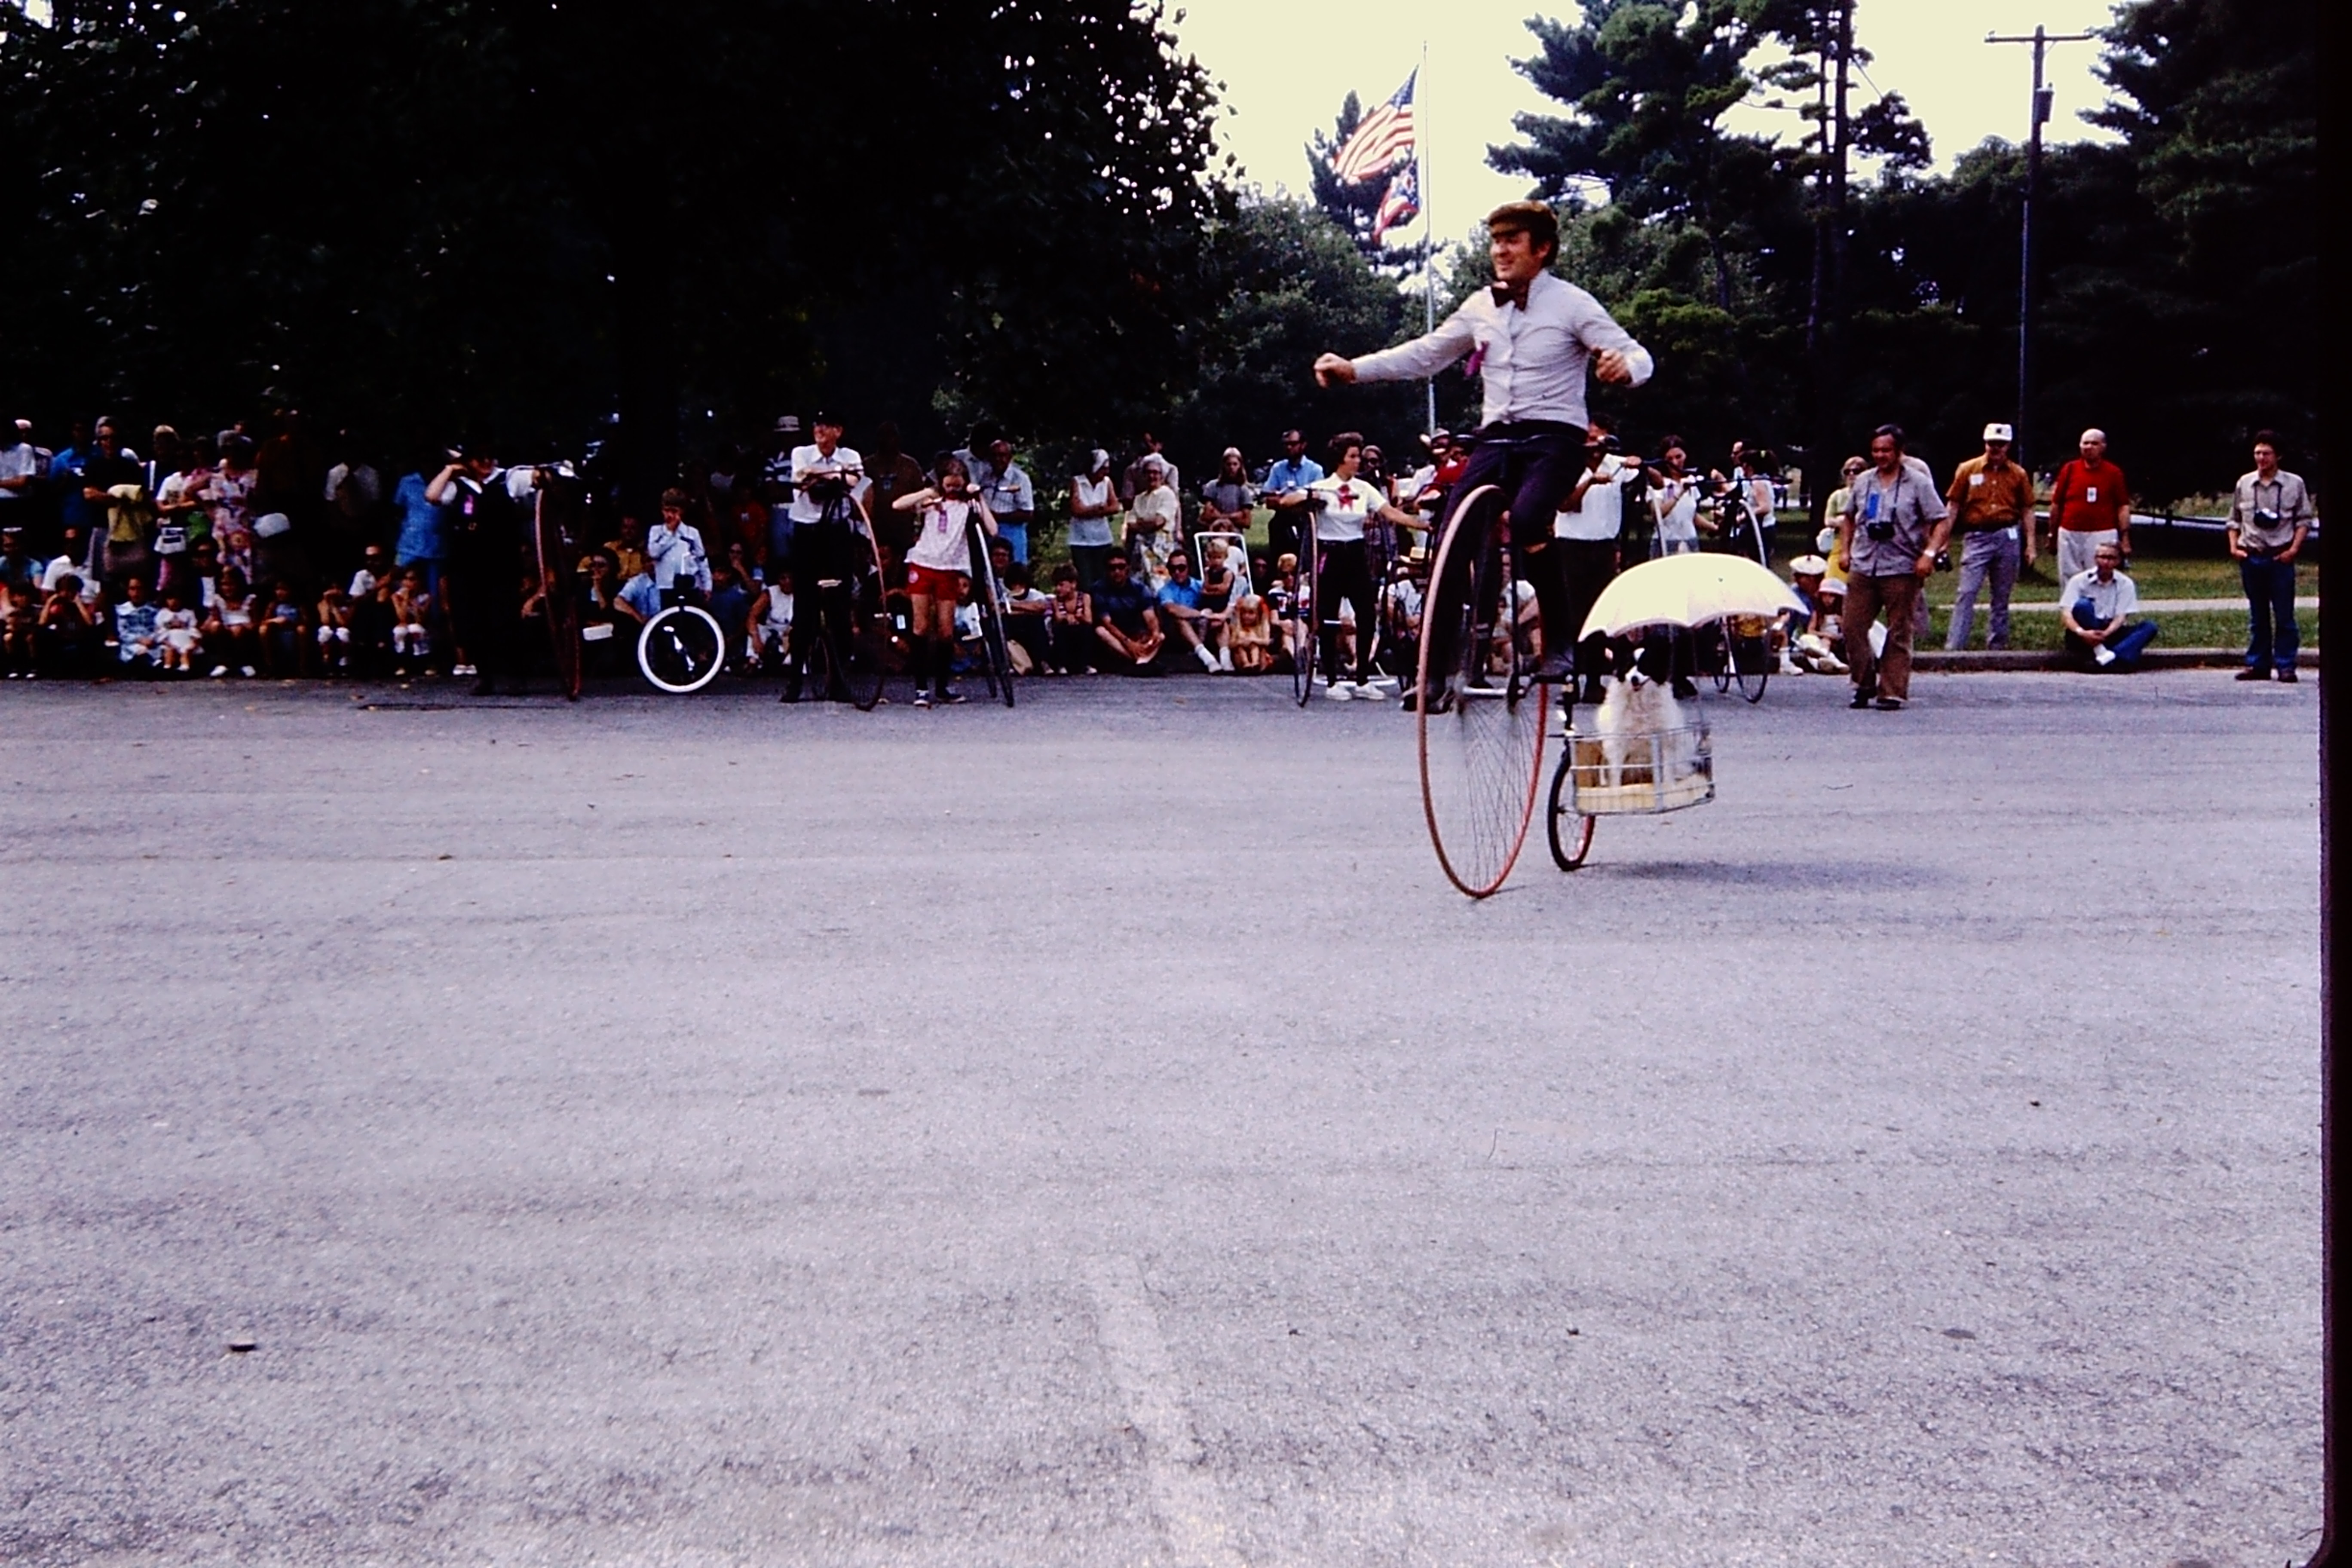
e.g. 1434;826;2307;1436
2045;428;2132;583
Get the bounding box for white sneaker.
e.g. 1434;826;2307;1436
1322;680;1353;701
1196;644;1218;672
452;663;475;678
1352;681;1390;701
1778;652;1804;675
1217;647;1234;672
209;665;229;678
239;665;256;677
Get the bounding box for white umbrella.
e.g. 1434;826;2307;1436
1580;551;1807;638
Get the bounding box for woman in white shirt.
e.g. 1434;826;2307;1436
1125;456;1182;590
891;456;997;707
1307;433;1421;701
1650;437;1701;557
1067;449;1120;591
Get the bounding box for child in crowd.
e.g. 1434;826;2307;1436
261;580;306;675
390;568;432;673
315;584;354;674
1045;564;1094;675
113;576;161;673
999;561;1051;674
39;576;100;677
748;567;793;671
203;566;259;676
154;592;202;674
1225;592;1273;674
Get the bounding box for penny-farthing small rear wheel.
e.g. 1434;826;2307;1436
1415;484;1549;899
1546;747;1596;871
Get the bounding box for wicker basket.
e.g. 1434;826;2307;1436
1562;720;1715;815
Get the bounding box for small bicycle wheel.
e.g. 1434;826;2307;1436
1708;622;1734;694
1415;484;1549;899
1292;543;1319;706
637;604;725;694
842;574;893;711
1730;629;1771;704
1545;749;1596;871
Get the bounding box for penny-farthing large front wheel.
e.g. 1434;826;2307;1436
1415;484;1549;899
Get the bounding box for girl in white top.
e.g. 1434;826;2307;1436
1650;439;1701;556
1305;432;1421;700
891;456;997;707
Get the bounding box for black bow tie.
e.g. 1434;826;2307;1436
1490;279;1531;311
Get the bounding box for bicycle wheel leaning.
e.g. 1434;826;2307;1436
966;519;1016;708
1545;747;1596;871
838;571;893;711
1415;484;1550;899
1728;620;1770;704
637;603;725;694
1291;537;1319;706
534;484;583;701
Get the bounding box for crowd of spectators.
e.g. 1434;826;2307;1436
0;407;2312;693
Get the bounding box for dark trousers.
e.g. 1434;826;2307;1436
1556;536;1620;682
1069;544;1114;594
1844;572;1921;701
2240;554;2299;671
1423;425;1584;682
1315;538;1376;684
1047;620;1095;673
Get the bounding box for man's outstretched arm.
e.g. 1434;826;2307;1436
1315;307;1479;388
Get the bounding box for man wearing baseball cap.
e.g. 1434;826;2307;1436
1942;421;2034;650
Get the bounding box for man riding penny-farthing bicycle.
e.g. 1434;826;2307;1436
1313;199;1655;898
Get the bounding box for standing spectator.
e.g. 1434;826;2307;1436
1199;448;1256;537
761;415;804;567
891;458;996;706
2227;431;2315;684
718;481;769;577
1125;455;1182;589
252;407;326;588
49;420;95;573
648;487;713;598
1309;433;1422;700
977;438;1037;565
78;421;145;585
0;419;42;524
863;420;928;571
391;451;450;596
1066;449;1120;590
1836;424;1951;712
152;437;213;604
1555;422;1636;703
1649;437;1702;557
430;445;526;695
1119;432;1179;505
2059;542;2159;672
206;436;260;580
1262;429;1323;570
1090;554;1165;674
1942;422;2034;650
2046;428;2132;581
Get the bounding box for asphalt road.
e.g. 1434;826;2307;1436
0;669;2323;1567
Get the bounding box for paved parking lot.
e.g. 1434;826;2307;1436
0;670;2323;1566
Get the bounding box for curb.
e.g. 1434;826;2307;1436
1911;648;2321;673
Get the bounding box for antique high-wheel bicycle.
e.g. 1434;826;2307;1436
1414;473;1551;899
531;474;585;701
1289;505;1322;707
964;514;1016;708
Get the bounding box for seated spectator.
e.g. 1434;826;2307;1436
745;564;791;674
1378;559;1421;680
349;563;395;676
112;575;161;674
1225;592;1274;674
605;512;650;583
707;564;751;671
617;564;661;624
154;592;202;675
260;579;307;675
577;549;639;677
999;562;1051;673
389;568;433;674
205;566;260;676
1;528;37;677
1265;552;1304;672
1155;549;1220;672
2059;542;2159;672
1786;554;1847;674
1091;554;1164;674
1045;564;1095;674
37;575;101;677
314;585;353;674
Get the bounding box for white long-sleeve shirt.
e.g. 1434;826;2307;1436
1350;270;1653;430
647;521;712;593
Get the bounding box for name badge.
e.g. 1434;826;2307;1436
2085;486;2098;503
1969;473;1985;487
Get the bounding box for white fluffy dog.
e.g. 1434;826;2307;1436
1592;640;1686;789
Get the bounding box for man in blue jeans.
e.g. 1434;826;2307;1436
2226;430;2314;683
2058;542;2159;672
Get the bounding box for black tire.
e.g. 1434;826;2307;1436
636;604;725;694
1292;539;1318;706
1546;749;1596;871
841;573;892;711
967;519;1016;708
1708;622;1734;694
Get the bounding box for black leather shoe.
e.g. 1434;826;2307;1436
2277;668;2299;683
1850;689;1875;710
2234;667;2270;681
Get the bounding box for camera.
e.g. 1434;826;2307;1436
1866;519;1896;542
2254;506;2283;527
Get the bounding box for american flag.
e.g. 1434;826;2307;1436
1331;70;1417;186
1373;159;1420;242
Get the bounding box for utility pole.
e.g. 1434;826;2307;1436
1986;25;2095;473
1803;0;1853;531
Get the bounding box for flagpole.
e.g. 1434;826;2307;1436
1421;40;1436;433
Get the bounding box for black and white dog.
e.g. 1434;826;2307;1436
1591;635;1687;789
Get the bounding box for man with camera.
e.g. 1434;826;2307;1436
2226;431;2313;683
1836;423;1951;711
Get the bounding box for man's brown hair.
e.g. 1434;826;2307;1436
1485;200;1559;259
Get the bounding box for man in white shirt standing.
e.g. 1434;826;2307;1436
1315;200;1652;701
1553;416;1641;707
785;412;873;702
0;420;44;521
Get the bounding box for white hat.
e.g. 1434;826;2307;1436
775;415;802;433
1982;422;2014;443
1815;525;1838;554
1788;554;1829;576
1815;574;1846;597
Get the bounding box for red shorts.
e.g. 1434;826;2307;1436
906;563;968;599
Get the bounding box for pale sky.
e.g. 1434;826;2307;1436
1170;0;2122;252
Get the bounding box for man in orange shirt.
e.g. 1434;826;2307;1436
1943;422;2034;649
2045;428;2132;582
